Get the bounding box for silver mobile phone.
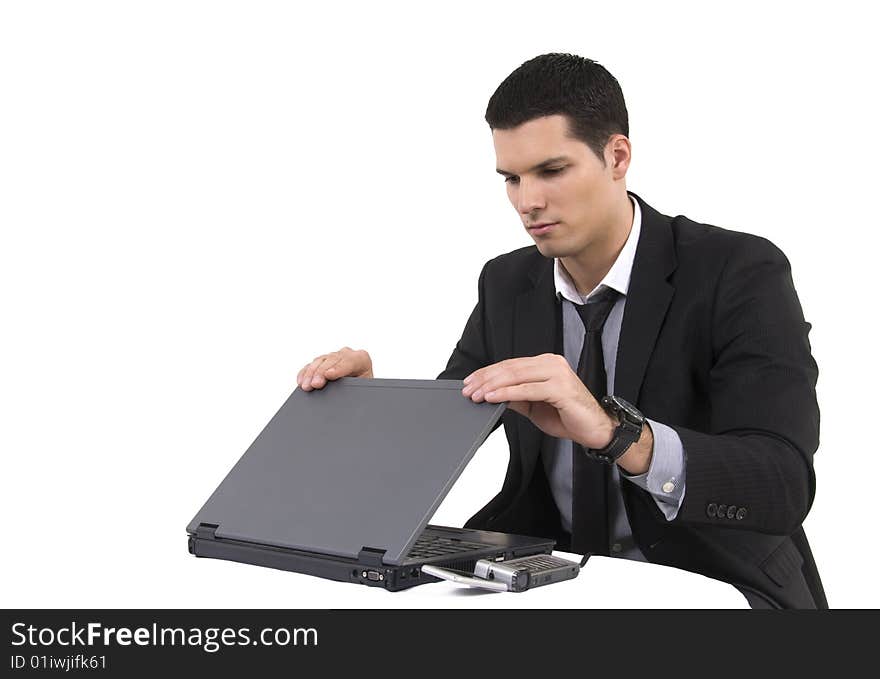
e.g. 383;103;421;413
422;553;584;592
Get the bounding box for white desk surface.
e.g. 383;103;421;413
175;549;749;609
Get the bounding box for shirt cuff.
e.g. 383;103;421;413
620;419;686;521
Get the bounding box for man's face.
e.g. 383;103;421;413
492;114;624;259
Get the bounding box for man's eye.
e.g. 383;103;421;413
504;167;563;184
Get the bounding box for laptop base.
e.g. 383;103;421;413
188;523;554;592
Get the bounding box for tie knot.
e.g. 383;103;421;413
573;288;619;333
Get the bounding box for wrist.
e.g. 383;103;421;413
616;421;654;475
597;412;618;449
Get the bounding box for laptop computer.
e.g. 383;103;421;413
186;378;555;591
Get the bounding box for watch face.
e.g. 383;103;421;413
610;396;643;422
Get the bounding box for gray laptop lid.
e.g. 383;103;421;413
186;378;506;566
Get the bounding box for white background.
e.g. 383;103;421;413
1;1;877;608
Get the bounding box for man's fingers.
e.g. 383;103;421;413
463;355;566;398
464;354;564;384
310;355;342;387
320;354;348;379
298;347;371;392
299;354;331;390
476;382;553;404
299;349;365;390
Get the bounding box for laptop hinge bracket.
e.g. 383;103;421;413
358;547;387;567
196;523;219;539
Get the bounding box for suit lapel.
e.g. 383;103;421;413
511;256;557;492
614;192;677;404
513;257;557;359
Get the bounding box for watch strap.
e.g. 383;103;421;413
585;396;644;464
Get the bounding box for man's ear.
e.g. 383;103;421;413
607;134;631;180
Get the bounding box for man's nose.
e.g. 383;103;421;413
516;178;546;215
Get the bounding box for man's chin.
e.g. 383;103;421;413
533;239;570;259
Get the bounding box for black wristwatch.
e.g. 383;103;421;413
587;395;645;463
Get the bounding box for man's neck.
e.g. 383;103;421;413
560;194;634;295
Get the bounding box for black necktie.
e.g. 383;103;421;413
570;288;619;556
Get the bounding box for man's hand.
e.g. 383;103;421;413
462;353;653;474
296;347;373;391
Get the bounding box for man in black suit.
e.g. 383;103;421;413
296;54;825;609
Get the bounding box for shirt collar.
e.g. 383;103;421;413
553;194;641;304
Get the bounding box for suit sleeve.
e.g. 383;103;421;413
670;236;819;535
436;261;493;381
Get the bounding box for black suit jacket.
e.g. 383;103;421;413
437;191;826;609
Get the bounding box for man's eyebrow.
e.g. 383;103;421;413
496;156;571;176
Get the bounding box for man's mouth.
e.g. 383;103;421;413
527;222;558;236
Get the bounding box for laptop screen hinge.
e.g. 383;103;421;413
358;547;387;567
196;523;219;539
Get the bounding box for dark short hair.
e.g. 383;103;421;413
485;53;629;165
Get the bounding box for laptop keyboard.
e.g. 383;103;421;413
406;533;488;559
